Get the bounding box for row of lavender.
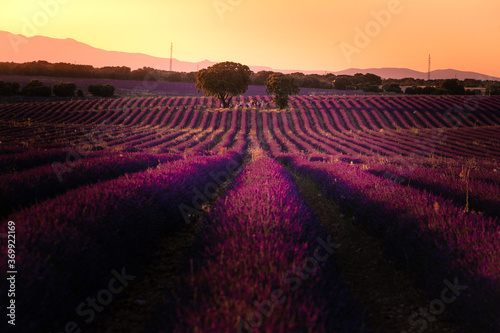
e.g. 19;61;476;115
279;155;500;331
2;95;499;176
323;95;500;131
251;105;500;220
3;106;498;162
1;94;499;117
159;156;365;332
1;95;499;131
250;105;500;160
0;106;247;156
0;152;181;218
2;97;498;157
352;153;500;183
295;97;500;159
0;106;247;163
1;94;499;196
365;162;500;218
258;106;500;209
0;151;244;332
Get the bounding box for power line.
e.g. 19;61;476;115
170;42;173;72
427;54;431;81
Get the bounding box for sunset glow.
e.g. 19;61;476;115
2;0;500;76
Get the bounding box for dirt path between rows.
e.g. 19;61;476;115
87;219;202;333
291;171;460;333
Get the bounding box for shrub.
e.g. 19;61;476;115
88;84;115;97
333;77;350;90
405;86;437;95
362;84;381;93
0;81;20;96
22;80;52;97
440;79;465;95
53;82;76;97
265;73;300;110
422;86;437;95
486;83;500;95
382;83;403;94
77;89;84;97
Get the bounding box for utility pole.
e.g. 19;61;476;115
170;43;173;72
427;54;431;81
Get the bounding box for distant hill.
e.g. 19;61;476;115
1;31;499;80
334;68;500;81
0;31;218;72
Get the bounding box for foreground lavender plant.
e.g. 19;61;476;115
0;148;71;174
0;152;242;332
169;156;364;333
0;152;180;218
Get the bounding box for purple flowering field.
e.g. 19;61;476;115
0;92;499;332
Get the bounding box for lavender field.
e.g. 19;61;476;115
0;93;499;332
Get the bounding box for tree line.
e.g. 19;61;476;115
0;79;115;97
1;61;499;96
0;61;337;90
0;61;193;82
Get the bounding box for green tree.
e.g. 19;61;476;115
302;76;321;88
463;79;481;87
53;82;76;97
22;80;51;97
440;79;465;95
364;73;382;86
333;77;350;90
265;73;300;110
195;61;252;107
88;84;115;97
382;83;403;94
0;81;20;96
486;82;500;95
362;84;381;93
252;70;274;85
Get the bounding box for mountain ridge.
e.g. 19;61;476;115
1;31;499;81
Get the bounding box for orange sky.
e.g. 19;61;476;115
2;0;500;77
